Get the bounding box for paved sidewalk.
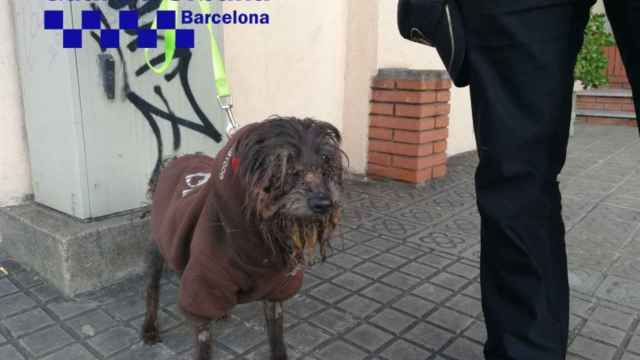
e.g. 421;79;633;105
3;124;640;360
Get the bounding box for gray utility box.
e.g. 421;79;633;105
3;1;230;295
12;0;227;219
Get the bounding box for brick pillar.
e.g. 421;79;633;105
604;46;631;89
367;69;451;184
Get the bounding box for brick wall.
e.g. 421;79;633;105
576;95;636;113
367;69;450;184
604;46;630;89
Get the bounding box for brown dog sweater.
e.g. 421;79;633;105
150;125;303;320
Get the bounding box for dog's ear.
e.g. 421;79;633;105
310;119;348;176
316;120;342;144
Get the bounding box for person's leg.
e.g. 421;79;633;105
456;2;591;359
605;0;640;129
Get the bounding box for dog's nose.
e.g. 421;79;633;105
308;194;333;214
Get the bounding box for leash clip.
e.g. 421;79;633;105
217;95;239;138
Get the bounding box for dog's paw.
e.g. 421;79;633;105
142;329;161;345
269;349;288;360
141;322;161;345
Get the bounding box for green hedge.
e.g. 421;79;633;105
575;13;615;89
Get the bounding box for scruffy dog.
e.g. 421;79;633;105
141;116;344;360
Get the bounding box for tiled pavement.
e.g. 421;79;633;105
3;124;640;359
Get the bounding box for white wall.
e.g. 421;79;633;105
0;0;476;213
221;0;348;142
222;0;475;175
339;1;380;174
0;1;31;207
593;0;605;13
376;0;476;157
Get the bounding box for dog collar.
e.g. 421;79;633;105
218;146;241;181
231;156;240;172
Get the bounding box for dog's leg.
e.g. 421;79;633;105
185;313;225;360
191;318;212;360
142;240;164;344
263;300;287;360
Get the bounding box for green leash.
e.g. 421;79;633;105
145;0;239;137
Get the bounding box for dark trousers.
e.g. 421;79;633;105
456;1;640;359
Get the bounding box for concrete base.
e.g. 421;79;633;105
0;202;149;296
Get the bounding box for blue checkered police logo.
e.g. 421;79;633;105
44;10;194;49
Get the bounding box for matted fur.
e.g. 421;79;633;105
233;116;346;268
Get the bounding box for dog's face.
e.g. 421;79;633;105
236;117;345;264
266;136;342;220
